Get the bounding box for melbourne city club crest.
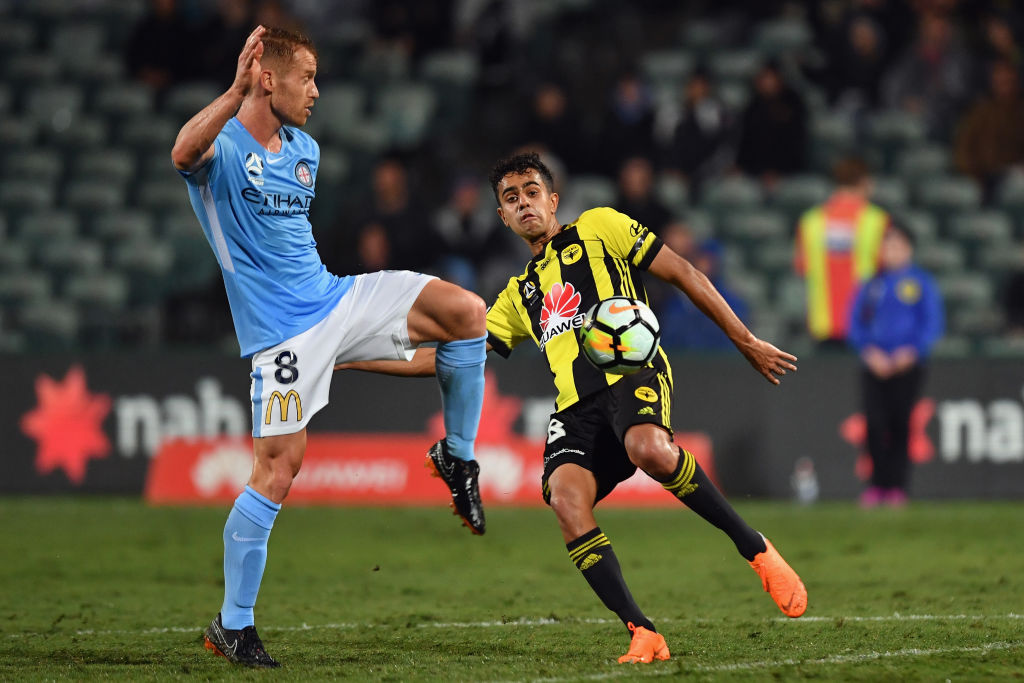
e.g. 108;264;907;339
294;161;313;187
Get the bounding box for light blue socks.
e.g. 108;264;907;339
435;335;487;462
221;486;281;629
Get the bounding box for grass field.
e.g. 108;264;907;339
1;498;1022;681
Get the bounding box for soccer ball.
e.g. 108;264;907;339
578;296;660;375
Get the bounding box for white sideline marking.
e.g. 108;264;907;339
4;612;1023;639
503;640;1023;682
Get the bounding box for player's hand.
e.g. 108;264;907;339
862;345;892;379
742;338;798;385
232;25;265;98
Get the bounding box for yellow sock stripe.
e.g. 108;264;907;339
662;449;696;496
568;534;611;564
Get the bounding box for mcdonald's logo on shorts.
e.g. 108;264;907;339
265;390;302;424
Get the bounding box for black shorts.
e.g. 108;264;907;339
541;367;673;505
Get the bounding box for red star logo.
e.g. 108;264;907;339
20;365;112;484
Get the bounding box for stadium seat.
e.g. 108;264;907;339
979;336;1024;358
24;84;84;120
655;174;689;217
683;209;715;241
640;49;694;87
163;82;224;122
17;210;79;245
930;334;973;357
64;270;129;310
975;244;1024;274
49;23;107;65
915;176;982;214
37;237;105;283
950;306;1004;338
915;239;965;273
136;178;192;213
936;272;994;308
0;239;31;272
65;53;125;85
700;176;763;213
771;174;830;219
0;20;38;54
18;298;79;350
679;19;724;55
751;240;795;278
754;19;813;56
118;115;178;152
773;273;808;328
720;210;788;244
709;50;762;82
72;149;136;184
892;208;938;244
0;85;10;115
91;209;155;244
4;53;61;84
63;179;126;213
0;269;52;308
93;83;155;120
376;82;437;148
356;45;411;84
895;144;950;181
1;148;64;185
947;211;1013;246
726;269;769;308
112;238;174;305
0;180;56;213
420;50;481;86
869;176;910;210
0;117;40;148
315;82;368;142
995;170;1024;230
716;80;751;111
45;115;108;149
866;110;926;169
317;148;351;186
563;175;616;210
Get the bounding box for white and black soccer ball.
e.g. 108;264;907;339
578;296;660;375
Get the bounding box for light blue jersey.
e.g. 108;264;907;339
179;117;352;357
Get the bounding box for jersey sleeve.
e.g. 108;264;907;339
485;284;530;358
178;133;234;186
579;207;663;270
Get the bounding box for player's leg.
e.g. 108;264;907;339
542;404;669;663
885;365;922;503
861;368;889;505
407;278;488;533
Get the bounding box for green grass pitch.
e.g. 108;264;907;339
1;498;1022;680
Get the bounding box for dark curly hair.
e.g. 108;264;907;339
488;152;555;202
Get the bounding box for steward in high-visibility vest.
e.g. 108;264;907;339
794;158;889;343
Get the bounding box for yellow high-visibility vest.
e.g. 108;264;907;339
799;203;887;340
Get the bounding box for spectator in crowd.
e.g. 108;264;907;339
338;157;436;274
735;61;808;185
794;157;889;349
663;66;736;196
431;174;528;298
953;60;1024;197
848;222;944;507
659;236;749;351
522;82;589;174
125;0;196;91
599;69;656;176
613;156;672;236
199;0;255;90
978;11;1022;70
810;14;890;114
882;11;974;140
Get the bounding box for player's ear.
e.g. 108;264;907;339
260;68;274;92
496;206;508;226
550;191;559;213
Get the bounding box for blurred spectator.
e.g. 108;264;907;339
882;11;974;140
335;158;436;274
431;175;526;298
663;67;736;195
658;235;749;351
811;15;890;113
953;60;1024;196
598;69;656;176
795;157;889;349
369;0;454;61
253;0;306;35
848;222;944;507
614;157;671;235
522;82;589;174
199;0;254;89
735;61;808;185
979;11;1022;69
1003;266;1024;336
125;0;197;91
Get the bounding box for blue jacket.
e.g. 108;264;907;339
848;264;944;357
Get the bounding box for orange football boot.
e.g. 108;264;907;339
617;623;671;664
749;536;807;618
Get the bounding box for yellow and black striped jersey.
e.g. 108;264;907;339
486;207;672;412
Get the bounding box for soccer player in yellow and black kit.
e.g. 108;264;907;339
340;152;807;664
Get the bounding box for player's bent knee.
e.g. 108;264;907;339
451;289;487;338
628;441;677;480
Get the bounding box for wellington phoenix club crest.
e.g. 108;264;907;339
539;282;585;348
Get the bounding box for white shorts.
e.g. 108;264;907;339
249;270;435;437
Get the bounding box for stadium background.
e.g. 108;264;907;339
2;0;1024;500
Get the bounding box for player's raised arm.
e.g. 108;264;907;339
647;245;797;384
171;25;266;173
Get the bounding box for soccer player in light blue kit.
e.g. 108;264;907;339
172;26;487;667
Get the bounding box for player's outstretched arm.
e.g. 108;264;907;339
171;25;266;173
647;246;797;384
335;347;439;377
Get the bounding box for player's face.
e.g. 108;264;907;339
496;170;559;248
269;47;319;127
